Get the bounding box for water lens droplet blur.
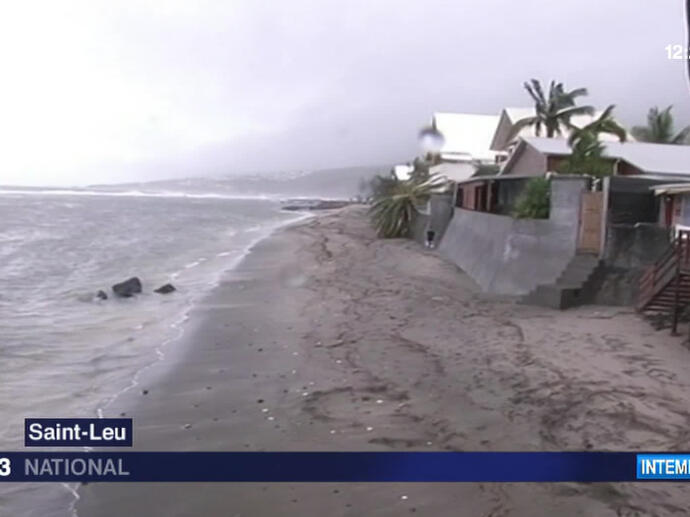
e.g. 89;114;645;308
418;126;445;153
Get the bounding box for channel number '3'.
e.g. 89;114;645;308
0;457;10;476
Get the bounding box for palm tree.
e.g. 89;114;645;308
511;79;595;139
559;106;626;178
567;105;628;146
631;106;690;144
369;175;446;238
559;131;612;178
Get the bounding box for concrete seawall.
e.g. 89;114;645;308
437;177;587;295
409;194;454;246
593;223;670;305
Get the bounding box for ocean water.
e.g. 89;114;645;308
0;168;384;516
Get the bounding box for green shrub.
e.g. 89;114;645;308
513;177;550;219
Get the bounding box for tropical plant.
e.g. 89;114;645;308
367;172;400;200
513;177;550;219
558;131;612;178
631;106;690;144
567;105;627;145
369;175;446;238
557;105;626;178
511;79;595;139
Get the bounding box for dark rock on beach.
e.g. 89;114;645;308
112;277;143;297
96;290;108;300
154;283;176;294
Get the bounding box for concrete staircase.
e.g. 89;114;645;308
521;254;602;310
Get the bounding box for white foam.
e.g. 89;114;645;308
66;210;314;517
93;211;312;419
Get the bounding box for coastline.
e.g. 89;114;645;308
93;207;314;420
77;206;690;516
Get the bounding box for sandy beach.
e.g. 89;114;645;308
76;206;690;516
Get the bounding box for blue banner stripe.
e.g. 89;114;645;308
0;452;661;482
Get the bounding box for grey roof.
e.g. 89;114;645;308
523;137;690;176
651;183;690;195
453;173;536;186
429;161;477;182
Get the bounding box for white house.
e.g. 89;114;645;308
393;163;414;180
432;112;500;161
426;112;501;183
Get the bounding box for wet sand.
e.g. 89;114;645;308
78;206;690;516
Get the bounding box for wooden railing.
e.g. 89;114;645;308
638;230;690;332
638;245;678;307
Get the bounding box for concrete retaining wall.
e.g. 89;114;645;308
592;223;671;305
604;223;670;269
437;177;587;295
409;194;454;246
409;210;429;245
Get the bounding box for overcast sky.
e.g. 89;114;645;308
1;0;689;186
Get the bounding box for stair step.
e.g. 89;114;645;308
647;294;690;300
522;284;584;310
557;273;596;284
649;302;690;308
652;292;690;298
522;255;602;310
644;301;690;309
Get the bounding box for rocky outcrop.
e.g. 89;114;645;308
154;283;176;294
112;277;143;298
96;290;108;300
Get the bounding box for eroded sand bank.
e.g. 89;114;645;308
78;206;690;516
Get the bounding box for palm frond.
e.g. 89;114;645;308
556;105;596;120
567;104;626;145
590;105;627;142
631;126;651;141
518;78;592;140
547;80;559;103
634;105;689;144
368;174;447;238
597;104;616;120
597;120;628;142
524;79;546;107
507;116;539;141
566;87;589;99
672;126;690;144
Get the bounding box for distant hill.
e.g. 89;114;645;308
91;165;389;200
